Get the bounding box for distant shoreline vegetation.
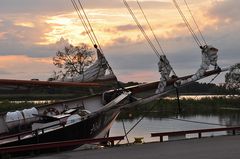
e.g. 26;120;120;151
118;97;240;120
0;96;239;114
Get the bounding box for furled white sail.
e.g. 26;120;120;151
175;45;219;86
56;48;116;83
225;63;240;89
156;55;173;93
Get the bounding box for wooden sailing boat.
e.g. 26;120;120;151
0;0;237;154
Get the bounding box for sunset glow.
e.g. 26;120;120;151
0;0;239;82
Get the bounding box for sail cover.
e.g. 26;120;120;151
175;45;219;86
225;63;240;89
156;55;173;93
56;48;116;83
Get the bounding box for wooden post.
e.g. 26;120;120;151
110;140;114;146
198;133;202;138
233;130;236;135
160;136;163;142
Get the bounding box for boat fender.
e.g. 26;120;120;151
5;111;24;129
22;107;38;119
43;107;60;116
5;111;24;122
66;114;81;125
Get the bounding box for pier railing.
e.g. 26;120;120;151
0;136;124;154
151;126;240;142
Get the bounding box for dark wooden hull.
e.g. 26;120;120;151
0;109;119;155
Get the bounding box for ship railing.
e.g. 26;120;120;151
0;122;65;143
151;126;240;142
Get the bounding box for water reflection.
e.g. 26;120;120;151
0;100;55;104
165;95;239;100
110;105;240;144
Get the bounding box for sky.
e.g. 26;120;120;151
0;0;239;83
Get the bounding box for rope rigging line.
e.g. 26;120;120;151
167;117;230;127
71;0;119;82
75;0;119;79
123;0;160;58
116;101;159;145
71;0;96;46
208;72;220;84
136;0;177;76
124;0;177;79
183;0;207;46
136;0;165;56
77;0;103;53
173;0;202;47
121;119;130;144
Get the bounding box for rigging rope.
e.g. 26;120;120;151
136;0;165;56
136;0;177;76
173;0;202;47
167;117;229;127
121;119;130;144
116;102;158;145
124;0;177;80
123;0;160;58
183;0;207;46
71;0;119;83
71;0;96;46
77;0;104;53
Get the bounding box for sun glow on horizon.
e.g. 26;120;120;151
34;1;218;48
14;22;35;28
0;0;232;82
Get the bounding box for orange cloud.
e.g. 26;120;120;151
0;55;54;80
14;22;35;28
118;70;159;82
0;32;7;39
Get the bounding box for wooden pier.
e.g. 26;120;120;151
1;127;240;159
31;135;240;159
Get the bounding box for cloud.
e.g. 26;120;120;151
0;55;54;80
0;0;72;15
0;70;11;75
0;18;71;58
0;32;7;39
208;0;240;22
0;0;239;83
0;0;172;15
117;70;159;83
116;24;139;31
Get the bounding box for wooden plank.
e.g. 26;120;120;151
0;79;101;87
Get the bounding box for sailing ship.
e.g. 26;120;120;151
0;0;239;154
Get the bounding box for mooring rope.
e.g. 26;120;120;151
167;117;228;127
121;119;130;144
117;101;159;145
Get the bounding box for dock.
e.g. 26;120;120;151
31;135;240;159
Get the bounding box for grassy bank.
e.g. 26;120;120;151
0;100;42;113
0;97;239;115
118;97;240;120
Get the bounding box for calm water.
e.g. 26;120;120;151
110;114;239;144
2;96;239;144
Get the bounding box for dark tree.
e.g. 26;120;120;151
51;43;94;80
225;63;240;90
